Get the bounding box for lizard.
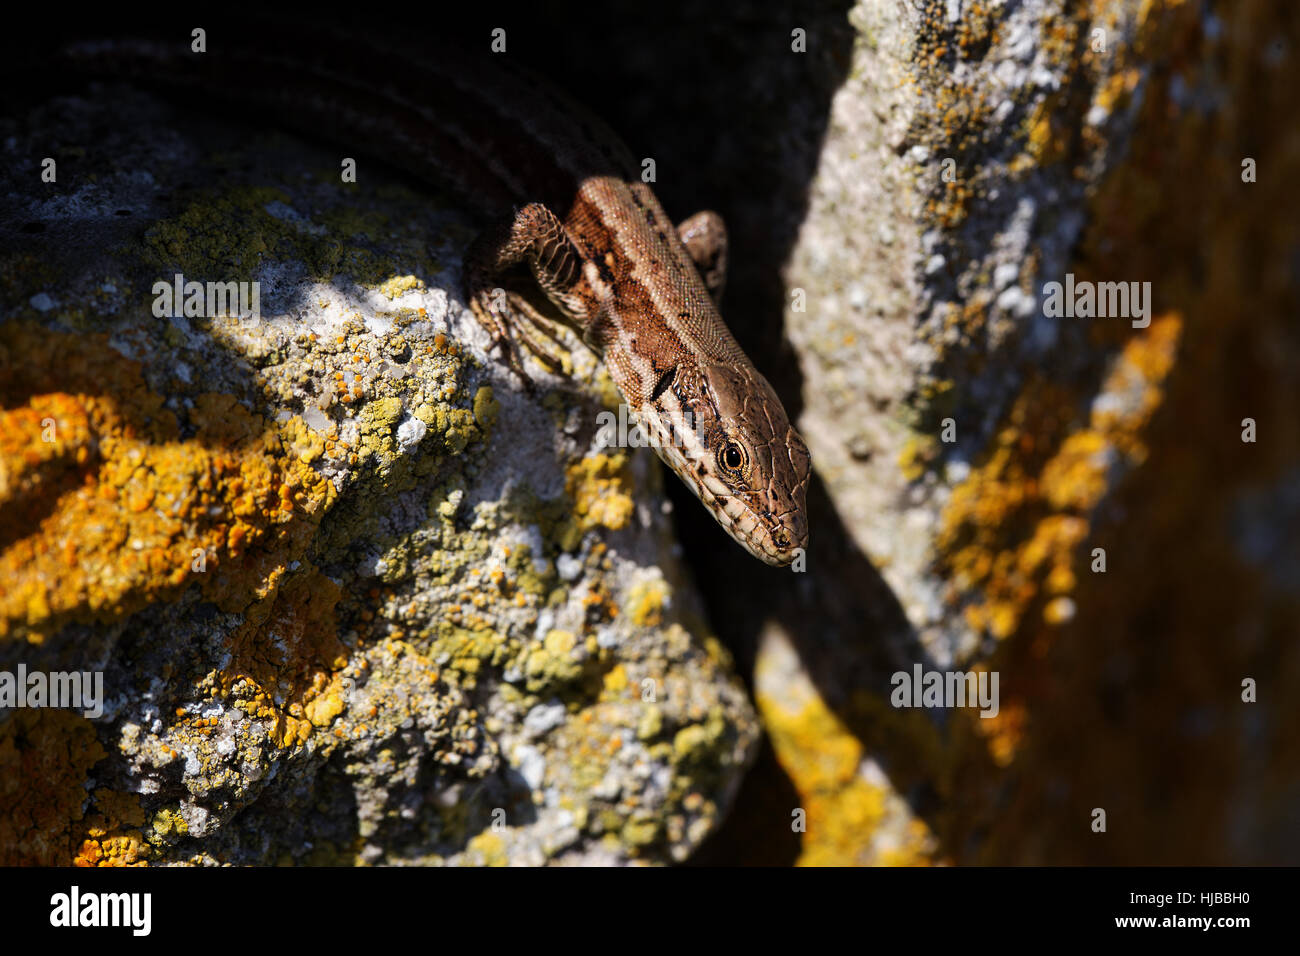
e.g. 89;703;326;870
60;23;812;567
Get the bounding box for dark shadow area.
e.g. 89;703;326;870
687;734;802;866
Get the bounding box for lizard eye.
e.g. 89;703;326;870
717;440;747;478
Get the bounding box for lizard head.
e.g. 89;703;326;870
640;361;811;567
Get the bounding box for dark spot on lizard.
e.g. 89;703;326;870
650;365;676;402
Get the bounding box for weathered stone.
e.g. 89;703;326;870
0;81;757;866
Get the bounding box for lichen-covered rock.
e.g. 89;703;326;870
786;0;1165;660
0;82;757;865
665;0;1299;865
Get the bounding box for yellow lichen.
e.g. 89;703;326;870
625;579;666;628
564;452;634;532
602;663;629;697
472;386;499;432
377;274;426;298
757;684;937;867
466;830;509;866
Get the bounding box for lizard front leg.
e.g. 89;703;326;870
464;202;592;385
676;210;728;304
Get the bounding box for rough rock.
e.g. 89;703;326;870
0;81;757;866
673;0;1300;865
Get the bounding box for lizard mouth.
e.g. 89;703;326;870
688;472;808;567
740;510;808;567
640;409;808;566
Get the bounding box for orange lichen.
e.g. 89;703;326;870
953;0;1300;865
973;697;1028;768
0;320;360;856
938;314;1181;639
0;710;105;865
219;566;347;748
0;322;336;644
74;789;150;866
